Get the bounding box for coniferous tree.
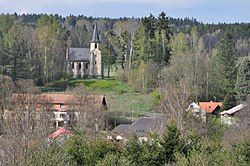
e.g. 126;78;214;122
3;23;30;83
211;32;237;100
235;58;250;102
157;12;171;64
0;14;14;75
223;91;237;110
161;124;185;163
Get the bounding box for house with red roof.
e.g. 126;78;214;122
48;127;72;139
48;127;73;145
199;101;223;115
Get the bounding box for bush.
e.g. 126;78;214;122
65;133;119;165
151;90;162;107
96;153;118;166
115;69;129;83
118;89;127;94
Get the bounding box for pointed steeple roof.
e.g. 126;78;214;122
91;23;101;43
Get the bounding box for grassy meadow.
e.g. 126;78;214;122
40;78;155;122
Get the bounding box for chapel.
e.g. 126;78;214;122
66;23;103;78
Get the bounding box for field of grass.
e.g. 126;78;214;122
41;78;154;119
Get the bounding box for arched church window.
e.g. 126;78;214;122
95;43;97;48
86;63;88;69
72;63;74;69
79;63;81;69
95;61;97;65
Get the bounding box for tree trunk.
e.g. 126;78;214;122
107;59;110;78
129;37;133;71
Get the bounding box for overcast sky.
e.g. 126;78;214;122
0;0;249;23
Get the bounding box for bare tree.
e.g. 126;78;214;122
0;80;54;165
70;85;107;133
158;52;194;130
0;75;14;134
222;95;250;146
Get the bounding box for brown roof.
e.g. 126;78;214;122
199;102;223;113
41;93;75;104
12;93;107;111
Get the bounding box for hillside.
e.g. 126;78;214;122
41;78;154;123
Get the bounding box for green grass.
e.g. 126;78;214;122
41;78;154;118
66;78;130;94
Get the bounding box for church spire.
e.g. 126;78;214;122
91;23;101;43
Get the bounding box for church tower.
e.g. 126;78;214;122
89;23;103;78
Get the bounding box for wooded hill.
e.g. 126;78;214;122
0;12;249;166
0;12;249;103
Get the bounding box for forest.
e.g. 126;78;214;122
0;12;249;165
0;13;249;101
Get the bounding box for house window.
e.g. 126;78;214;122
79;63;81;69
69;113;76;121
60;114;67;118
86;63;88;69
72;63;74;69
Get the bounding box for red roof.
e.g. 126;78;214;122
48;127;72;139
199;102;223;113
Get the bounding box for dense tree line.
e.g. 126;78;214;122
0;12;249;103
0;14;67;85
0;12;249;104
3;120;249;165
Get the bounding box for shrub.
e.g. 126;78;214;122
65;133;119;165
118;89;127;94
115;69;129;83
151;90;162;107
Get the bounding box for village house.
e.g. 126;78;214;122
219;104;246;125
187;101;206;121
41;93;108;129
108;113;166;142
9;93;108;129
186;101;224;121
66;23;103;78
199;101;223;115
